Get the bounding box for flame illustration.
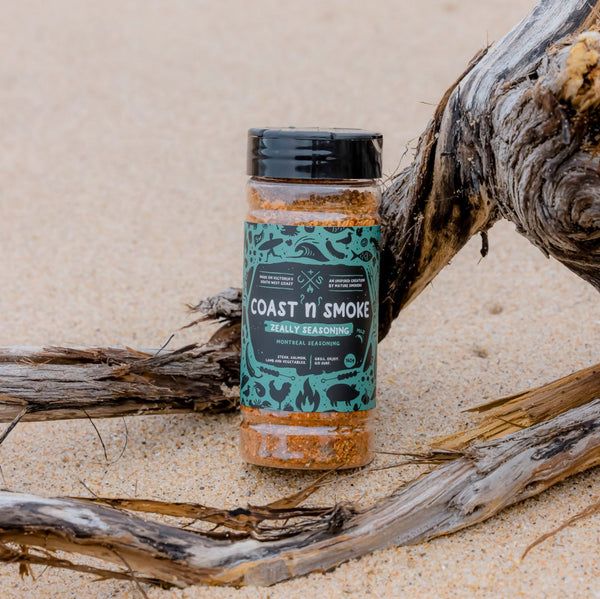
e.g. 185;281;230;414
295;379;321;412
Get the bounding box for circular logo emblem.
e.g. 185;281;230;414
344;354;356;368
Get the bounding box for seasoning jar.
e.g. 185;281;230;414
240;128;382;469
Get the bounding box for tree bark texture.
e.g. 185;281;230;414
379;0;600;335
0;289;241;423
1;399;600;587
437;362;600;450
0;0;600;589
0;340;240;422
0;290;241;423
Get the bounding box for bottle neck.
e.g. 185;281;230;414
250;176;379;186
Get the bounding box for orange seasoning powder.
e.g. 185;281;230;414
240;128;382;469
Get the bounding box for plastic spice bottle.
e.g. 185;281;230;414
240;128;382;469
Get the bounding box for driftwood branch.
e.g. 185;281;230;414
0;289;241;422
2;399;600;587
0;291;241;422
436;362;600;450
0;343;239;421
379;0;600;334
0;0;600;589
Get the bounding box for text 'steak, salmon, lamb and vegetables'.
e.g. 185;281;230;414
240;128;383;469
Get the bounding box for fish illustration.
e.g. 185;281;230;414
351;249;374;262
326;384;360;407
259;400;274;409
294;242;329;262
325;240;345;259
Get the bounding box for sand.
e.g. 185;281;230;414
1;0;599;597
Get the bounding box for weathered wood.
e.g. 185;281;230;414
379;0;600;335
0;336;239;422
437;362;600;450
2;399;600;587
0;289;241;422
1;0;600;589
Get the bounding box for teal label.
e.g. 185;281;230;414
241;223;379;413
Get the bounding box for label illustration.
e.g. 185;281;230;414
241;223;380;413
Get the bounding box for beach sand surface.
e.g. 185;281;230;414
1;1;599;597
